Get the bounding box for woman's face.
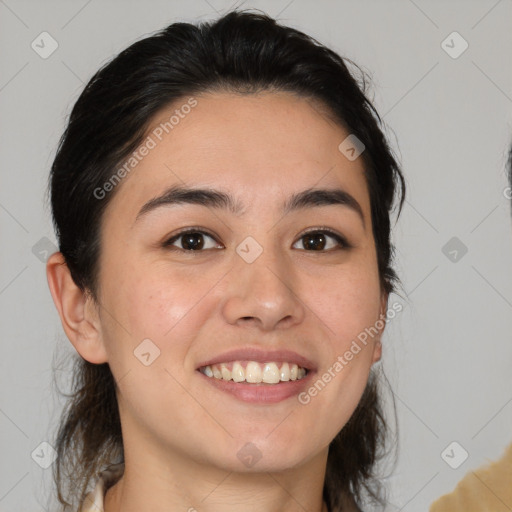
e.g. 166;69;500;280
89;91;386;473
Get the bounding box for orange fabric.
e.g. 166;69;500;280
429;443;512;512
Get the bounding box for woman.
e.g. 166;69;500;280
45;9;405;512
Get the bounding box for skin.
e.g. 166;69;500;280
47;90;387;512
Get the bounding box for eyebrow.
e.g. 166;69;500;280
133;184;365;228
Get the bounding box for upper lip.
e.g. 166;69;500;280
196;347;317;371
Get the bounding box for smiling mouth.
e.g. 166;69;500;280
198;360;309;384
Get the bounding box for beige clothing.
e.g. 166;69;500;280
429;442;512;511
79;463;124;512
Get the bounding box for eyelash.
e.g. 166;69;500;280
161;226;351;253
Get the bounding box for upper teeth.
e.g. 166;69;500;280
200;361;307;383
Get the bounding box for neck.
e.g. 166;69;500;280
104;447;329;512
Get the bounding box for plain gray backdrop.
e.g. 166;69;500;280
1;0;511;510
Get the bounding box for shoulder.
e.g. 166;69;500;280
429;442;512;511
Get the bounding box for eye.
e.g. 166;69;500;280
293;229;350;252
162;227;350;253
163;229;222;251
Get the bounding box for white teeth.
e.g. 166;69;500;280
232;362;245;382
280;362;290;381
262;362;280;383
199;361;308;384
245;361;262;383
220;363;231;380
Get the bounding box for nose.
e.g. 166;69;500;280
221;244;306;332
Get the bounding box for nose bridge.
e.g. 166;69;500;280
221;234;304;330
241;240;289;294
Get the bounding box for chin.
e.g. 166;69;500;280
216;438;318;474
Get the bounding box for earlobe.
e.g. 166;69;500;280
371;340;382;364
379;290;389;338
372;291;388;364
46;252;108;364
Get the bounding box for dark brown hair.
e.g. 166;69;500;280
47;9;405;511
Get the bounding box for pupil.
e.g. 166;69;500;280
183;233;204;250
304;233;325;250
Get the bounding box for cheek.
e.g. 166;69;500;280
316;267;382;347
103;261;228;378
305;267;381;424
109;259;202;337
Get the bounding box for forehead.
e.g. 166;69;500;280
102;91;370;224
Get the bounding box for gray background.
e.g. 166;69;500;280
1;0;511;510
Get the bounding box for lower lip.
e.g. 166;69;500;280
197;370;315;403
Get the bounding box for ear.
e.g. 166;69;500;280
46;252;108;364
371;290;388;364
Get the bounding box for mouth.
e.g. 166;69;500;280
198;360;309;384
195;348;316;403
